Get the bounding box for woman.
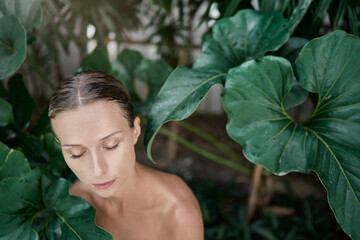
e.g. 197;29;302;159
49;70;203;240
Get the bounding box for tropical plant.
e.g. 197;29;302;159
144;8;360;240
192;180;347;240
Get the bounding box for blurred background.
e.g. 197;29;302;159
1;0;360;239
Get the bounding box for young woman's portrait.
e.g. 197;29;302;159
48;70;204;240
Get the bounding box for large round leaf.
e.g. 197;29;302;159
194;9;292;70
223;31;360;239
144;9;292;161
0;15;26;79
0;168;114;239
0;0;43;32
0;141;30;180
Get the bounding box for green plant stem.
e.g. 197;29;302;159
25;58;56;90
159;127;252;176
176;120;244;162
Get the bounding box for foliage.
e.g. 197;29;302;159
0;2;114;239
144;7;360;240
144;9;293;161
1;0;360;239
0;142;114;239
223;31;360;239
192;180;348;240
42;0;143;53
80;47;173;116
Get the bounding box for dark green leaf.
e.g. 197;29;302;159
0;97;13;127
31;108;51;137
274;37;308;65
144;66;225;161
134;59;172;115
0;15;26;79
0;168;114;239
111;48;143;101
283;81;308;110
194;9;292;70
80;47;111;73
289;0;314;34
144;9;292;161
223;31;360;239
15;133;49;168
295;30;360;239
347;1;359;36
7;74;36;129
259;0;277;13
0;141;30;180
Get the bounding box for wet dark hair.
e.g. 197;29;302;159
48;70;134;128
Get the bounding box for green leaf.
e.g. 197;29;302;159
0;97;13;127
134;59;172;115
0;168;114;239
0;0;43;32
283;81;308;110
111;48;143;101
274;37;308;65
0;141;30;180
274;37;309;109
7;74;36;129
0;15;26;79
194;9;292;71
223;31;360;239
289;0;314;34
144;9;292;161
80;47;111;73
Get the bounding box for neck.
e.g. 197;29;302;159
92;162;150;214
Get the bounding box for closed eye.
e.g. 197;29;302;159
71;153;84;159
104;143;119;150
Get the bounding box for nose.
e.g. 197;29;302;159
91;150;107;177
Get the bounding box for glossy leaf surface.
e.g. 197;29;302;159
223;31;360;239
0;15;26;79
0;168;114;240
194;9;292;71
144;9;292;160
0;141;30;180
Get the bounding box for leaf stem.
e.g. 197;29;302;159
158;127;252;176
176;120;245;162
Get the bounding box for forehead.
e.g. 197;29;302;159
51;101;129;143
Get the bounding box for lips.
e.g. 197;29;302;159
93;179;116;189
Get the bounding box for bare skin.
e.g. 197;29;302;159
51;101;203;240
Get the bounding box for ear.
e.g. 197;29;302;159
132;116;141;144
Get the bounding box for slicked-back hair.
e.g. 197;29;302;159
48;70;134;128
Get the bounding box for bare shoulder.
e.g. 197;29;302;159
144;166;204;239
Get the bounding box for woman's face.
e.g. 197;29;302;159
50;100;141;198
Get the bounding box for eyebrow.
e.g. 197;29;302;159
61;131;123;147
